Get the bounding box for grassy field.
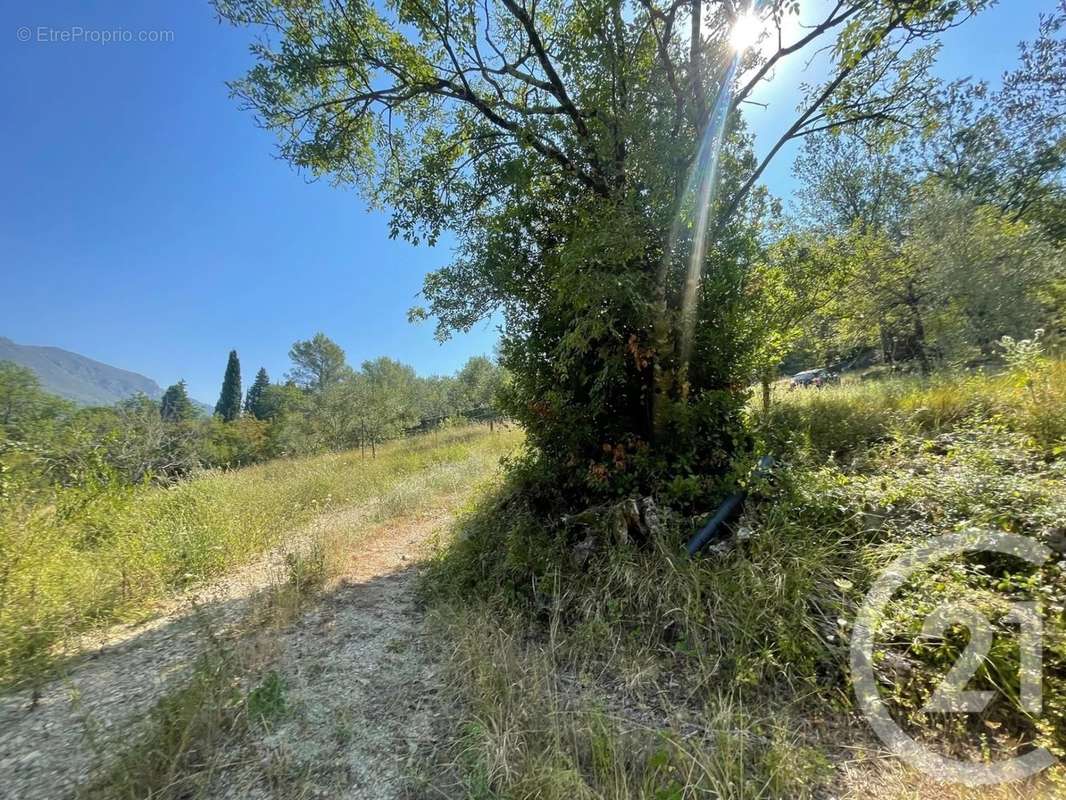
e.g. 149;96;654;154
760;359;1066;458
0;424;521;689
427;361;1066;798
7;362;1065;797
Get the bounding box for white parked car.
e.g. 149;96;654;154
790;368;837;389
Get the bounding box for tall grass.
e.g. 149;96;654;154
424;472;859;797
758;360;1066;458
433;608;828;800
0;425;521;689
427;366;1066;797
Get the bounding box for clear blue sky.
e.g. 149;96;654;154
0;1;1054;403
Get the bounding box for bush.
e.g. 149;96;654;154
427;367;1066;795
198;415;275;468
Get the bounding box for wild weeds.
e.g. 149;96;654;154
0;425;521;688
435;607;828;799
758;359;1066;459
83;629;246;800
428;367;1066;797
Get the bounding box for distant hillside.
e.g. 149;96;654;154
0;336;163;407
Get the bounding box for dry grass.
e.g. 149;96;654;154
427;606;828;800
0;425;521;690
80;425;522;799
758;360;1066;458
834;759;1065;799
427;365;1066;799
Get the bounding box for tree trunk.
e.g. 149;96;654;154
912;309;930;374
879;323;893;365
905;281;930;375
690;0;702;112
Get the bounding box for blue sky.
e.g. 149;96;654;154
0;1;1055;403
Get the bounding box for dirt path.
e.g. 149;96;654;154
204;514;453;799
0;505;454;800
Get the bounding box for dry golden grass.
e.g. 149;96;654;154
0;425;522;689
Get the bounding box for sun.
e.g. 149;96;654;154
730;10;763;52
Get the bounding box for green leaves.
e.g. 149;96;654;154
216;0;1001;498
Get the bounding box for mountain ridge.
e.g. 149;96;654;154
0;336;164;407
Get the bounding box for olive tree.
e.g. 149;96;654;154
905;189;1065;360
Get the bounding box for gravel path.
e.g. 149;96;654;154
0;546;294;800
0;503;451;800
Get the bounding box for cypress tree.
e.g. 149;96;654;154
215;350;243;422
244;367;270;418
160;380;196;422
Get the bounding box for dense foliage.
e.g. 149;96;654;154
782;4;1065;371
216;0;999;504
160;380;197;423
0;335;506;500
244;367;271;418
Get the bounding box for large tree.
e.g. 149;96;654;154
789;133;925;365
905;189;1065;359
359;357;422;440
923;2;1065;237
287;333;349;393
793;133;912;237
453;356;505;412
219;0;989;502
160;380;198;422
786;6;1066;369
215;350;243;422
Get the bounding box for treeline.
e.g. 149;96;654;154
0;332;506;492
762;11;1065;377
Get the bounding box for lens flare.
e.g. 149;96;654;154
675;57;738;374
662;2;767;394
730;11;762;52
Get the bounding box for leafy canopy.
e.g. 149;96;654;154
218;0;992;499
287;333;349;392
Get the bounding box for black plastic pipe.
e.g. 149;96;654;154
685;455;774;557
